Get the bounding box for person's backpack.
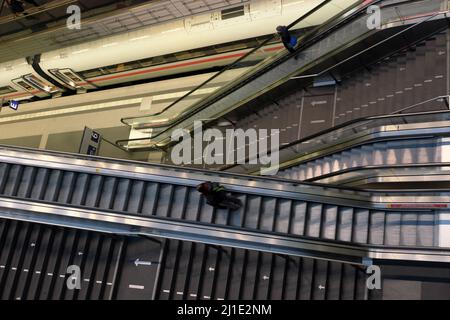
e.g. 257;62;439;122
290;35;298;47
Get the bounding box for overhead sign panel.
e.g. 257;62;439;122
79;127;102;156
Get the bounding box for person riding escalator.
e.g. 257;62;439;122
6;0;39;19
196;182;242;211
276;25;299;58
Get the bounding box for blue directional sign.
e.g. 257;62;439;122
9;100;19;110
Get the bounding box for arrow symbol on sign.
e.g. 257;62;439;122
318;285;325;290
263;275;270;280
134;258;153;267
209;267;215;272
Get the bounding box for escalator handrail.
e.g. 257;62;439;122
116;0;377;144
0;142;450;210
119;0;338;126
0;142;448;210
117;0;438;148
3;196;450;265
0;142;376;196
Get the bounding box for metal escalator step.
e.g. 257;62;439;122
48;229;79;300
353;209;370;244
401;213;419;246
4;165;24;197
242;251;261;300
13;224;44;301
259;197;277;232
322;205;338;240
16;166;37;198
268;254;286;300
30;168;50;200
282;256;300;300
274;199;292;234
305;203;322;238
298;258;314;300
125;180;145;214
71;173;91;206
0;220;21;298
0;163;10;194
337;207;354;242
198;245;219;301
0;220;32;300
226;194;246;228
101;238;124;300
56;171;76;204
88;236;115;300
98;177;118;210
311;259;328;300
75;233;102;300
112;178;132;212
181;188;201;222
340;264;357;300
84;175;104;208
35;227;66;300
61;230;89;300
187;242;209;300
325;262;343;300
289;201;307;236
25;226;54;300
198;196;215;224
368;210;386;245
211;246;232;300
225;248;245;299
172;241;194;300
140;182;160;216
417;213;435;247
385;212;401;246
43;170;63;202
155;184;175;218
242;195;261;229
254;252;272;300
169;186;188;220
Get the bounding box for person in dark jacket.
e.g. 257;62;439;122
197;182;242;210
6;0;25;14
276;25;298;54
6;0;39;19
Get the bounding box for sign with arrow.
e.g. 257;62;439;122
134;258;155;267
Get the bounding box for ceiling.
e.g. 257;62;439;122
0;0;247;63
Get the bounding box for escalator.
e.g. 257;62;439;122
0;218;372;300
115;0;450;151
222;106;450;181
1;145;450;266
306;163;450;188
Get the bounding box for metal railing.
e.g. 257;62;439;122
116;0;447;151
223;97;450;174
116;0;371;150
